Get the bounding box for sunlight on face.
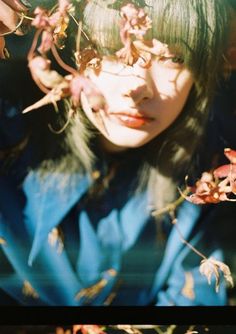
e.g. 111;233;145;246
81;42;193;152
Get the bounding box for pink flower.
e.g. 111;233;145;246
213;148;236;195
69;75;105;110
32;1;71;52
32;7;50;29
116;3;152;66
180;148;236;204
28;56;65;90
58;0;71;13
120;3;152;38
73;325;106;334
181;172;229;204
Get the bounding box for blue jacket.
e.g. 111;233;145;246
0;162;227;306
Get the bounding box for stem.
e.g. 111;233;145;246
21;15;34;21
0;13;25;37
27;28;42;61
69;13;90;41
48;108;73;134
151;191;188;217
173;218;207;260
51;44;77;75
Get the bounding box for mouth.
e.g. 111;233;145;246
106;111;154;128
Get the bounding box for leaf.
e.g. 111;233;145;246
199;257;234;293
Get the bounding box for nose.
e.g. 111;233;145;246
121;72;154;105
123;83;153;104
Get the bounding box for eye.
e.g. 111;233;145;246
157;55;184;68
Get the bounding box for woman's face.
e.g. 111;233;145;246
81;42;193;151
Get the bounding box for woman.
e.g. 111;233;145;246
0;0;235;305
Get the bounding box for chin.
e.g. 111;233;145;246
102;133;153;149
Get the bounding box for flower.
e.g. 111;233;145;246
73;325;106;334
75;47;102;74
213;148;236;195
32;1;72;53
116;41;140;66
180;148;236;204
22;58;70;113
28;56;66;92
116;3;152;66
180;172;229;204
32;7;50;29
199;257;234;293
120;3;152;39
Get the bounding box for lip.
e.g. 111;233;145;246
107;111;154;128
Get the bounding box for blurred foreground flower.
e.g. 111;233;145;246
199;257;234;292
180;148;236;204
73;325;106;334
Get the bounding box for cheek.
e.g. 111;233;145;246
86;72;117;104
152;64;193;96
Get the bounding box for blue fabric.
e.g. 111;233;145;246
0;168;227;306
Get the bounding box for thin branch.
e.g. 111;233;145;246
27;28;42;60
69;13;90;41
172;216;207;260
0;12;25;37
51;43;78;75
151;190;188;217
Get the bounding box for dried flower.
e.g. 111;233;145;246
28;55;67;96
116;41;140;66
75;47;102;74
213;148;236;195
120;3;152;39
180;172;229;204
180;149;236;204
69;74;105;109
22;80;70;114
199;257;234;293
116;3;152;66
32;1;72;53
32;7;50;29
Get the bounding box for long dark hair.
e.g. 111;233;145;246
25;0;233;210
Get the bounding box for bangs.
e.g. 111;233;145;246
147;0;229;80
82;0;230;84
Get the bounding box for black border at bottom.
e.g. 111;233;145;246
0;306;235;325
